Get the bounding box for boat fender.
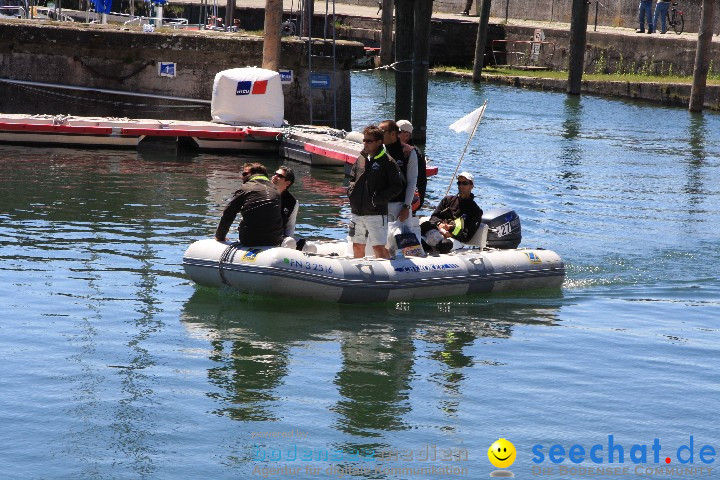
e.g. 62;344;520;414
344;131;364;144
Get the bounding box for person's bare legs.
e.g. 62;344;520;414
353;243;390;259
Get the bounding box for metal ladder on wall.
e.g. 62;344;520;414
303;0;338;127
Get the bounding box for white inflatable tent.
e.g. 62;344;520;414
211;67;284;127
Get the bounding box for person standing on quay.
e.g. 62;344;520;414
636;0;655;33
653;0;671;34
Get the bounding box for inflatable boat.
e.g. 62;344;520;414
183;209;565;304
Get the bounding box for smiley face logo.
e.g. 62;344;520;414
488;438;516;469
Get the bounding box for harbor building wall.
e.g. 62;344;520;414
0;22;364;129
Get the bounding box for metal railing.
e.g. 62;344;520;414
0;6;26;18
123;15;190;28
33;6;75;22
491;40;556;69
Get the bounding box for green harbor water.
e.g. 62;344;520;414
1;72;719;479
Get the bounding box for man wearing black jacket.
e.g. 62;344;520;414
380;120;418;227
215;163;283;247
347;125;404;259
420;171;483;254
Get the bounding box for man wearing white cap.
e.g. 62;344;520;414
396;119;428;210
380;119;418;226
420;171;483;254
396;119;414;145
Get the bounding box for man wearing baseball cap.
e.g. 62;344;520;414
396;120;413;142
380;119;419;226
395;119;428;211
420;171;483;254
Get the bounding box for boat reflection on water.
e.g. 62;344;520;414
179;289;564;433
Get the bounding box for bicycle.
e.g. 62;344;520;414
667;2;684;35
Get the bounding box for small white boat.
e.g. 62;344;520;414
280;124;441;178
183;214;565;303
280;125;369;166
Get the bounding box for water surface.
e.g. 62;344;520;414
1;73;719;479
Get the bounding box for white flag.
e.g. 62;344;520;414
448;101;487;134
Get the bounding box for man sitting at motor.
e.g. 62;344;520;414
420;171;483;254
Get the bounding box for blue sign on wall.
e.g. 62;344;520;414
279;69;293;84
158;62;176;77
310;73;331;89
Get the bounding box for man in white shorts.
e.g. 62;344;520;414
347;125;404;259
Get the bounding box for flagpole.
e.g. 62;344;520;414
444;99;487;197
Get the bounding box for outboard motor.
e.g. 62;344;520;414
481;208;522;249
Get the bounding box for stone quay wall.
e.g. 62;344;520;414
0;22;364;128
501;24;717;77
332;15;718;77
435;69;720;110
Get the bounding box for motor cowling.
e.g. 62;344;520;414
481;208;522;249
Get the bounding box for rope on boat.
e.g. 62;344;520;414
218;242;243;286
7;83;207;110
0;78;210;110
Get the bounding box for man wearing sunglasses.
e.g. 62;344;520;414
347;125;403;259
215;162;283;247
271;166;298;238
420;171;483;254
380;119;418;227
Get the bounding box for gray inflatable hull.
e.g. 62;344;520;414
183;239;565;304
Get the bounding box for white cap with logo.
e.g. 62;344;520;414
396;119;413;133
458;171;474;183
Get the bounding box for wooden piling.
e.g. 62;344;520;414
567;0;589;95
262;0;283;71
472;0;492;83
224;0;236;31
411;0;433;144
689;0;716;112
380;0;394;67
394;0;414;121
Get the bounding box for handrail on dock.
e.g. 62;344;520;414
491;40;556;69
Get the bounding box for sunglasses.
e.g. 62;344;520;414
457;181;473;186
273;172;286;179
362;138;379;143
